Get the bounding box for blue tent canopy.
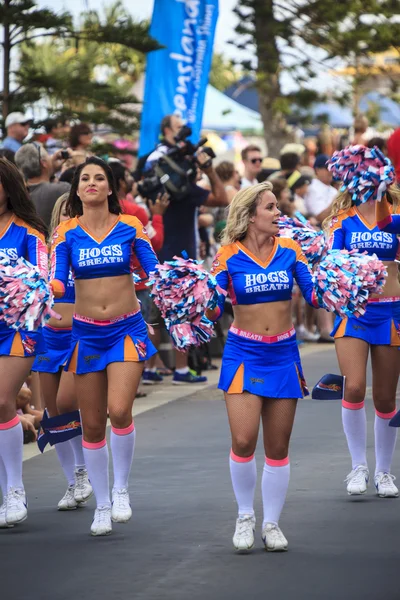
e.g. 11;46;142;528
359;92;400;127
202;85;262;131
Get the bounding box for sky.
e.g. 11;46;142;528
30;0;346;95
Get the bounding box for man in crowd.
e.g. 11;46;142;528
1;112;32;153
241;145;263;188
304;154;337;226
15;143;71;227
145;114;228;384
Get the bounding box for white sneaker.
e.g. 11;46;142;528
374;472;399;498
345;465;369;495
262;523;288;552
5;488;27;525
232;514;256;551
74;468;93;503
111;488;132;523
90;506;112;536
297;325;320;342
0;503;14;529
58;485;78;510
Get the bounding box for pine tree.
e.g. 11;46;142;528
232;0;399;156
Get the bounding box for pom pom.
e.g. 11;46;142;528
313;249;387;318
279;213;326;268
0;253;60;331
147;256;218;350
327;145;395;205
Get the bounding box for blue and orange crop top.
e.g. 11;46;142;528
209;237;318;320
50;214;158;297
0;215;48;277
328;206;399;261
376;195;400;235
53;270;75;304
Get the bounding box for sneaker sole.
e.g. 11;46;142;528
142;380;157;385
90;529;112;536
233;543;254;552
58;505;78;511
111;514;132;523
6;512;27;526
376;489;399;498
75;489;94;503
263;544;288;552
347;488;368;495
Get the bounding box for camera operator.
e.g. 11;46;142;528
145;114;228;385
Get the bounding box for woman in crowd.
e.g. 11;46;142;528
50;157;158;536
207;182;320;552
0;158;48;527
325;151;400;498
33;194;92;511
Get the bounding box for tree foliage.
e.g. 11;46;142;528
1;0;159;129
232;0;400;156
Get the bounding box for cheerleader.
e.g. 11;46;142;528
33;194;92;510
325;147;400;498
0;158;48;527
50;157;158;536
207;182;319;552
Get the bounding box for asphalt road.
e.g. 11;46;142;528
1;346;399;600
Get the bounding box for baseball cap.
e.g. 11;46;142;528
312;373;344;400
5;112;32;128
280;143;306;156
313;154;330;170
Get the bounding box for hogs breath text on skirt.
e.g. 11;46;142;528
66;310;157;374
219;325;308;398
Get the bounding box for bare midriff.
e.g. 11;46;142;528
48;303;73;329
74;274;139;320
371;262;400;299
232;300;293;336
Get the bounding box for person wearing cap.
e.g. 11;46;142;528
304;154;337;225
1;112;32;153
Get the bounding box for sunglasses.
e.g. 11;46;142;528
250;158;262;164
32;141;42;168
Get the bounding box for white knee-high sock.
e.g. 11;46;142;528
262;457;290;526
0;416;23;491
82;439;110;508
55;440;76;486
229;450;257;517
111;422;135;491
375;409;397;475
69;435;85;469
0;456;7;501
342;400;367;469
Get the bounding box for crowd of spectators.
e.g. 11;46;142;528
2;112;400;433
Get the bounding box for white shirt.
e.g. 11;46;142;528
241;177;258;189
304;178;337;218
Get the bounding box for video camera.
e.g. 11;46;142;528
138;126;216;203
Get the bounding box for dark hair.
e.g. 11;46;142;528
58;166;76;184
0;148;15;164
69;123;92;149
108;161;126;190
280;152;300;171
272;177;289;201
66;156;121;217
290;175;311;192
44;119;61;134
0;158;47;235
215;161;235;182
160;115;173;136
241;144;261;161
367;137;387;152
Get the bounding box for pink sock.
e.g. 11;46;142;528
55;440;76;486
262;457;290;526
229;450;257;517
82;439;110;508
375;409;397;475
110;422;136;491
342;400;367;469
69;435;85;469
0;416;23;491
